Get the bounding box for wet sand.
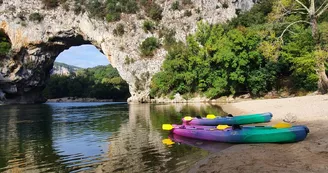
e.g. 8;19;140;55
189;95;328;173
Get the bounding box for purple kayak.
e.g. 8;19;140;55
163;124;309;143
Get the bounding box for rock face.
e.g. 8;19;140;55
51;62;81;76
233;0;258;11
0;0;255;104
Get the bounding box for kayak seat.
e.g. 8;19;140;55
222;114;234;118
232;124;242;130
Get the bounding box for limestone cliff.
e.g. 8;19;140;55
0;0;255;104
52;62;81;76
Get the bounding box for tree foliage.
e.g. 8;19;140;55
229;0;274;28
150;0;328;98
151;22;279;98
43;65;130;100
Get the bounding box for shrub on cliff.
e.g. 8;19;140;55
73;0;86;14
62;3;70;11
184;10;192;17
222;2;229;9
42;0;59;9
85;0;139;21
113;23;125;36
144;3;163;21
171;1;180;11
0;31;11;56
87;0;106;19
143;20;155;33
182;0;192;6
106;13;120;22
162;29;176;50
139;37;160;57
29;13;44;23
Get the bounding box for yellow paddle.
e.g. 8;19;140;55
162;124;174;131
162;139;175;145
273;122;292;128
206;114;216;119
183;116;192;121
217;125;230;130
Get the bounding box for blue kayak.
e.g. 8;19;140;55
183;112;273;126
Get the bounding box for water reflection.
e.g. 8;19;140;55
167;134;232;153
0;104;68;172
0;103;228;172
101;103;227;173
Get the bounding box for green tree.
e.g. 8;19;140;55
281;26;317;90
272;0;328;92
44;64;130;100
229;0;274;28
151;22;279;98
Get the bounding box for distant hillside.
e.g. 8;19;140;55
44;64;130;100
52;62;82;76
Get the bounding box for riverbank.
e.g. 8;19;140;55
47;97;114;102
190;95;328;173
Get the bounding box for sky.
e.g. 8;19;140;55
55;44;109;68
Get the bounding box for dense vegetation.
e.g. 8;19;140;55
43;64;130;100
150;0;328;99
0;30;11;56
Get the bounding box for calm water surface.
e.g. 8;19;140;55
0;102;230;172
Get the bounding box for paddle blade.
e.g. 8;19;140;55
183;116;193;121
273;122;292;129
162;139;175;145
217;125;229;130
162;124;174;131
206;114;216;119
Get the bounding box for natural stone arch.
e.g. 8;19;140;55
0;29;105;104
0;0;252;104
0;0;160;104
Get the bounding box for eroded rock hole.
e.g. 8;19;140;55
43;44;130;102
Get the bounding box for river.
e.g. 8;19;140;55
0;102;230;172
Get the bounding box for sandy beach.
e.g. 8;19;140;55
190;95;328;173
